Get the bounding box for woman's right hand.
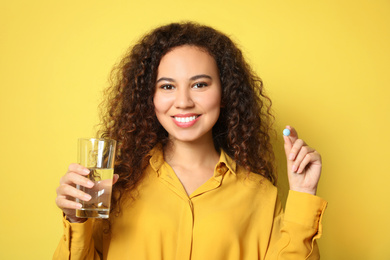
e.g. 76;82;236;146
55;164;94;223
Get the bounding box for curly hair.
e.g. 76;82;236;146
99;22;276;213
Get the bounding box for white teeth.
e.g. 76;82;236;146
174;116;197;123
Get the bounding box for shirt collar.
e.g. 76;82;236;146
148;144;237;176
216;149;236;176
149;144;165;173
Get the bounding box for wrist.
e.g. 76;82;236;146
65;215;87;223
289;187;317;196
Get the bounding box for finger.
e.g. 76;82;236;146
56;183;92;202
286;125;299;143
283;125;299;157
55;195;83;210
288;139;307;161
60;172;95;188
283;134;293;157
297;151;321;173
113;174;119;185
291;146;315;173
67;163;90;176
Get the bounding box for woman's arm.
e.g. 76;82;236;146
53;164;118;259
265;126;326;259
265;190;327;259
53;217;102;260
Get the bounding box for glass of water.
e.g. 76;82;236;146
76;138;116;218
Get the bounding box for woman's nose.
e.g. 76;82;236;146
174;88;194;108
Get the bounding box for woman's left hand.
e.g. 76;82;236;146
283;126;322;195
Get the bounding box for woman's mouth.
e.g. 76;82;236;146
171;114;201;127
173;115;198;123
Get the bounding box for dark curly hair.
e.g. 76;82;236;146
99;22;275;213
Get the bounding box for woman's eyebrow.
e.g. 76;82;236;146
190;74;212;81
156;77;175;83
156;74;212;83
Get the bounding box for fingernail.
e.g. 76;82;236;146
84;194;92;201
87;181;94;187
289;153;295;160
83;168;90;174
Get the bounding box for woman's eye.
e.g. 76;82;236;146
160;84;175;90
193;82;208;89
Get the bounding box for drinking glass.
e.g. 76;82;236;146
76;138;116;218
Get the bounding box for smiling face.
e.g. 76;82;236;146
153;45;222;144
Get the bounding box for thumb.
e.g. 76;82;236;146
113;174;119;185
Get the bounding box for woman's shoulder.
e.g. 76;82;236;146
241;168;276;186
220;149;277;195
232;166;278;197
222;166;280;211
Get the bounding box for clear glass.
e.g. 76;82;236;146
76;138;116;218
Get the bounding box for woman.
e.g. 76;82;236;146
54;22;326;259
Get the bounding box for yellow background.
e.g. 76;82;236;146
1;1;389;259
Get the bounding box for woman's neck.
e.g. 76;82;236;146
163;136;220;169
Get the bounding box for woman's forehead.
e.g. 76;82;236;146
157;45;218;79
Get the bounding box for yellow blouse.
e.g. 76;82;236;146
53;147;327;260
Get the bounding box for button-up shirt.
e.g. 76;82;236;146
54;146;327;259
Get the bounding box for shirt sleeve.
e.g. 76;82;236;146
52;215;102;260
266;190;327;260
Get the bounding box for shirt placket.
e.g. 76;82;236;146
158;162;229;259
159;163;194;260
